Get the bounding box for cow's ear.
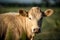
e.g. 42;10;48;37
19;9;28;17
44;9;54;16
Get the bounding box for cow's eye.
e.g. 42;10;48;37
29;17;32;20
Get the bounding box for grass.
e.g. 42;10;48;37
0;7;31;13
0;6;60;40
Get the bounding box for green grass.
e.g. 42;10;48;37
0;7;60;40
0;7;31;13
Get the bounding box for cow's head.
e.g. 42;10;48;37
28;7;54;34
19;7;54;33
18;7;54;40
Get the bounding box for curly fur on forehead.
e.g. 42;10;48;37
28;7;42;20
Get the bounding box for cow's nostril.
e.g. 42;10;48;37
33;28;40;33
33;29;35;31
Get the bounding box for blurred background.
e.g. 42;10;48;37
0;0;60;40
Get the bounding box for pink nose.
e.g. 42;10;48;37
33;28;40;33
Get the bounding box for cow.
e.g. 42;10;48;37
0;7;53;40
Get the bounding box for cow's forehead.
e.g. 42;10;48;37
28;7;42;20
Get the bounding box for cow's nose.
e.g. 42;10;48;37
33;28;40;33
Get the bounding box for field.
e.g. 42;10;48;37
0;7;60;40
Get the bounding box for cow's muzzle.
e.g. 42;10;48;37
33;28;40;34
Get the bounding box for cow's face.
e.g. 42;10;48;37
19;7;54;34
18;7;53;40
27;7;54;34
28;7;42;34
